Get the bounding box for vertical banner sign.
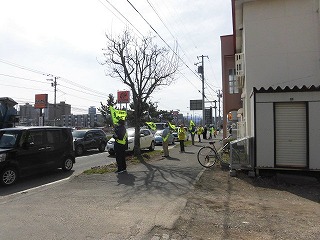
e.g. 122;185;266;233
109;106;127;125
34;94;48;109
117;91;130;103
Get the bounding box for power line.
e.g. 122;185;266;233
0;58;50;76
98;0;204;97
0;59;108;100
99;0;144;37
0;73;48;84
148;0;200;69
126;0;201;82
127;1;220;104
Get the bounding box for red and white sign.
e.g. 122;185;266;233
34;94;48;109
117;91;130;103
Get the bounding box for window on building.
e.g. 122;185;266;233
228;69;239;94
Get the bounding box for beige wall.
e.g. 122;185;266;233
240;0;320;136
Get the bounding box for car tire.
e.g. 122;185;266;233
75;145;84;156
149;141;155;151
62;158;74;171
98;142;106;152
1;167;18;186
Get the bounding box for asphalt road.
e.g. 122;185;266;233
0;145;173;197
0;143;202;240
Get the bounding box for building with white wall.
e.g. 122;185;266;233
234;0;320;136
224;0;320;174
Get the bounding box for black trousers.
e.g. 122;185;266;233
191;134;195;145
179;140;185;152
114;142;126;171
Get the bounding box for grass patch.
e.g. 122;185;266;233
83;150;163;175
83;163;117;174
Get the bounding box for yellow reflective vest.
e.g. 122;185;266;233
116;132;128;145
178;127;186;140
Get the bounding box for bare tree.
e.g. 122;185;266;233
101;29;179;156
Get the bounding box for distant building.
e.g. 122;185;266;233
61;106;104;128
18;102;105;127
88;106;96;115
19;101;71;126
44;101;71;126
19;103;40;126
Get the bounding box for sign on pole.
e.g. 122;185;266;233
34;94;48;109
117;91;130;103
190;100;203;110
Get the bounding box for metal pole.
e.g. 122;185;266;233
214;100;217;128
54;77;57;126
217;90;222;128
201;56;205;126
197;55;208;126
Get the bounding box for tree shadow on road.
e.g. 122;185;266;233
117;172;136;186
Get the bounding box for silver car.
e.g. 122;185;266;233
154;130;175;145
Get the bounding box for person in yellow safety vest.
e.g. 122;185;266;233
189;124;196;145
113;119;128;173
178;124;186;152
209;126;213;139
197;125;204;143
161;123;170;158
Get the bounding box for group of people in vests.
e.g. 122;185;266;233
112;118;219;172
161;122;187;157
188;121;218;145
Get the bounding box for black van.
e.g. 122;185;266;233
0;126;75;186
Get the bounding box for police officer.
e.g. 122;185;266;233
113;119;128;173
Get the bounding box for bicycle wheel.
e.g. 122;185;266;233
197;146;218;168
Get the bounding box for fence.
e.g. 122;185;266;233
230;136;254;171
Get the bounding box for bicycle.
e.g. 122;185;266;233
197;135;233;168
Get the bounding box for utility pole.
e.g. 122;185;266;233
213;100;217;127
197;55;208;125
47;76;58;126
217;90;222;128
53;77;57;126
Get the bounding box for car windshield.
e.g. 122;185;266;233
72;131;86;138
154;131;162;136
0;131;19;148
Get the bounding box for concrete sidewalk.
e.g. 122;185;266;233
0;137;217;240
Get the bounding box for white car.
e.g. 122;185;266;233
172;127;190;142
106;127;155;155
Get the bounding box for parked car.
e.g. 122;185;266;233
0;126;75;186
72;129;108;156
154;130;175;145
172;132;179;142
154;122;167;131
107;127;155;155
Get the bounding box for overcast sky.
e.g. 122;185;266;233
0;0;233;116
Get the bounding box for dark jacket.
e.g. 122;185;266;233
114;124;127;150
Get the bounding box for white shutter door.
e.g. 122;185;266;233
275;102;307;167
